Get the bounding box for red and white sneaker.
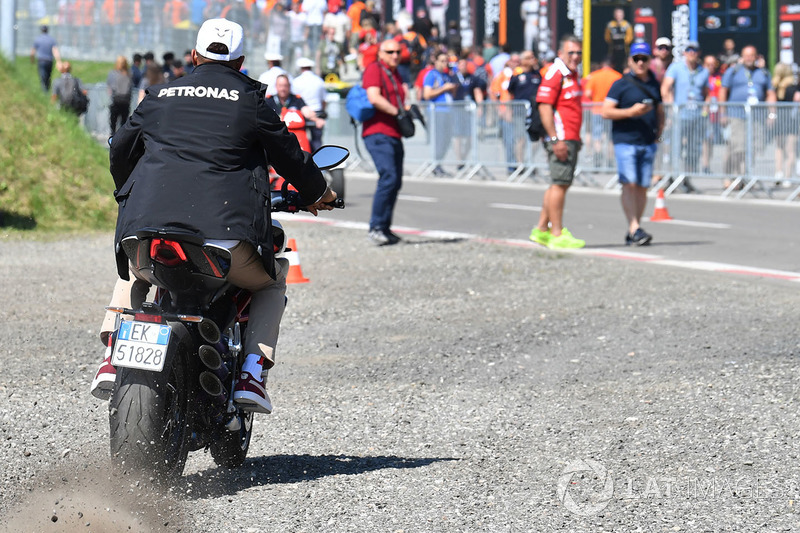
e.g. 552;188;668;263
91;346;116;400
233;354;273;414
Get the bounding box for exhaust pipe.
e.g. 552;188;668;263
198;319;221;344
198;344;230;380
199;371;227;405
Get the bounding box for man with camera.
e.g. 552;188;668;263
362;39;409;246
602;42;664;246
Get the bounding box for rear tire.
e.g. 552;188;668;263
109;339;192;478
210;411;253;468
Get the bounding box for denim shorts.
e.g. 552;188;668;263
614;142;658;187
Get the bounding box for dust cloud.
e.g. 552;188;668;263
1;462;186;532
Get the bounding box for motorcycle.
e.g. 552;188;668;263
103;145;348;477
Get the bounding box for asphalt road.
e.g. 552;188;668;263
342;173;800;277
0;190;799;531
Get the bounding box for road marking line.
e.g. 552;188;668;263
398;195;439;203
645;218;732;229
477;205;743;227
489;203;542;212
272;214;800;283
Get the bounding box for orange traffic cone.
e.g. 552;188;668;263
650;189;673;222
285;238;310;284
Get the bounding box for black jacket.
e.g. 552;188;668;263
109;62;327;279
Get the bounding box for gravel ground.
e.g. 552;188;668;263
1;223;799;532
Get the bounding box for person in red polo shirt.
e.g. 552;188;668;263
362;39;407;246
529;34;586;249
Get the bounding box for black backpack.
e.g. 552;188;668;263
526;102;545;141
60;76;89;115
527;70;562;142
403;32;425;71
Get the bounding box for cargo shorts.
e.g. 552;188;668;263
544;140;582;186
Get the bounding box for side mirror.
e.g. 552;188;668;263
312;145;349;170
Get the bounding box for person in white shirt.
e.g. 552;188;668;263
292;57;328;151
259;53;292;93
322;1;351;54
303;0;327;58
288;1;309;71
520;0;539;54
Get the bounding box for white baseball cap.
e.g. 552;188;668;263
296;57;315;68
264;52;284;61
655;37;672;47
196;18;244;61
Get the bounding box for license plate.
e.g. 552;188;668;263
111;320;171;372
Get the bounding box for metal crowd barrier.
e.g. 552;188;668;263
668;101;800;200
79;88;800;202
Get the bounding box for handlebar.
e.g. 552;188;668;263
270;189;344;213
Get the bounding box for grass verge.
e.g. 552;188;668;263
0;55;116;235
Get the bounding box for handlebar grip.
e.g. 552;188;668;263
328;198;345;209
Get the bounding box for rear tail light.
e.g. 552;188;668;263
150;239;188;266
134;313;165;324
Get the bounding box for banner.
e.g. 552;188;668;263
633;6;659;47
460;0;475;48
779;2;800;65
671;1;691;55
485;0;499;40
698;0;764;34
567;0;583;38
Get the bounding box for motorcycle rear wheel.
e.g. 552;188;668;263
210;411;253;468
109;341;191;478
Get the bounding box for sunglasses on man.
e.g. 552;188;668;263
632;55;650;63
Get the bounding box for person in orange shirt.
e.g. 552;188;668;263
102;0;118;25
413;56;435;101
488;54;521;173
76;0;95;48
347;0;366;52
163;0;189;52
357;28;379;70
584;58;622;164
102;0;119;48
402;28;428;82
163;0;188;27
539;50;555;77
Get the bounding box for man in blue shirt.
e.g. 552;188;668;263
662;40;708;191
718;45;776;184
423;51;457;175
602;42;664;246
451;54;486;168
30;25;61;92
508;50;542;169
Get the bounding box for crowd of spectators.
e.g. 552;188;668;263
39;2;800;184
587;36;800;187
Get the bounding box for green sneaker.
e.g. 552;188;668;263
529;227;551;246
547;228;585;249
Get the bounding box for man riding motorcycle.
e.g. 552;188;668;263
92;18;337;413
